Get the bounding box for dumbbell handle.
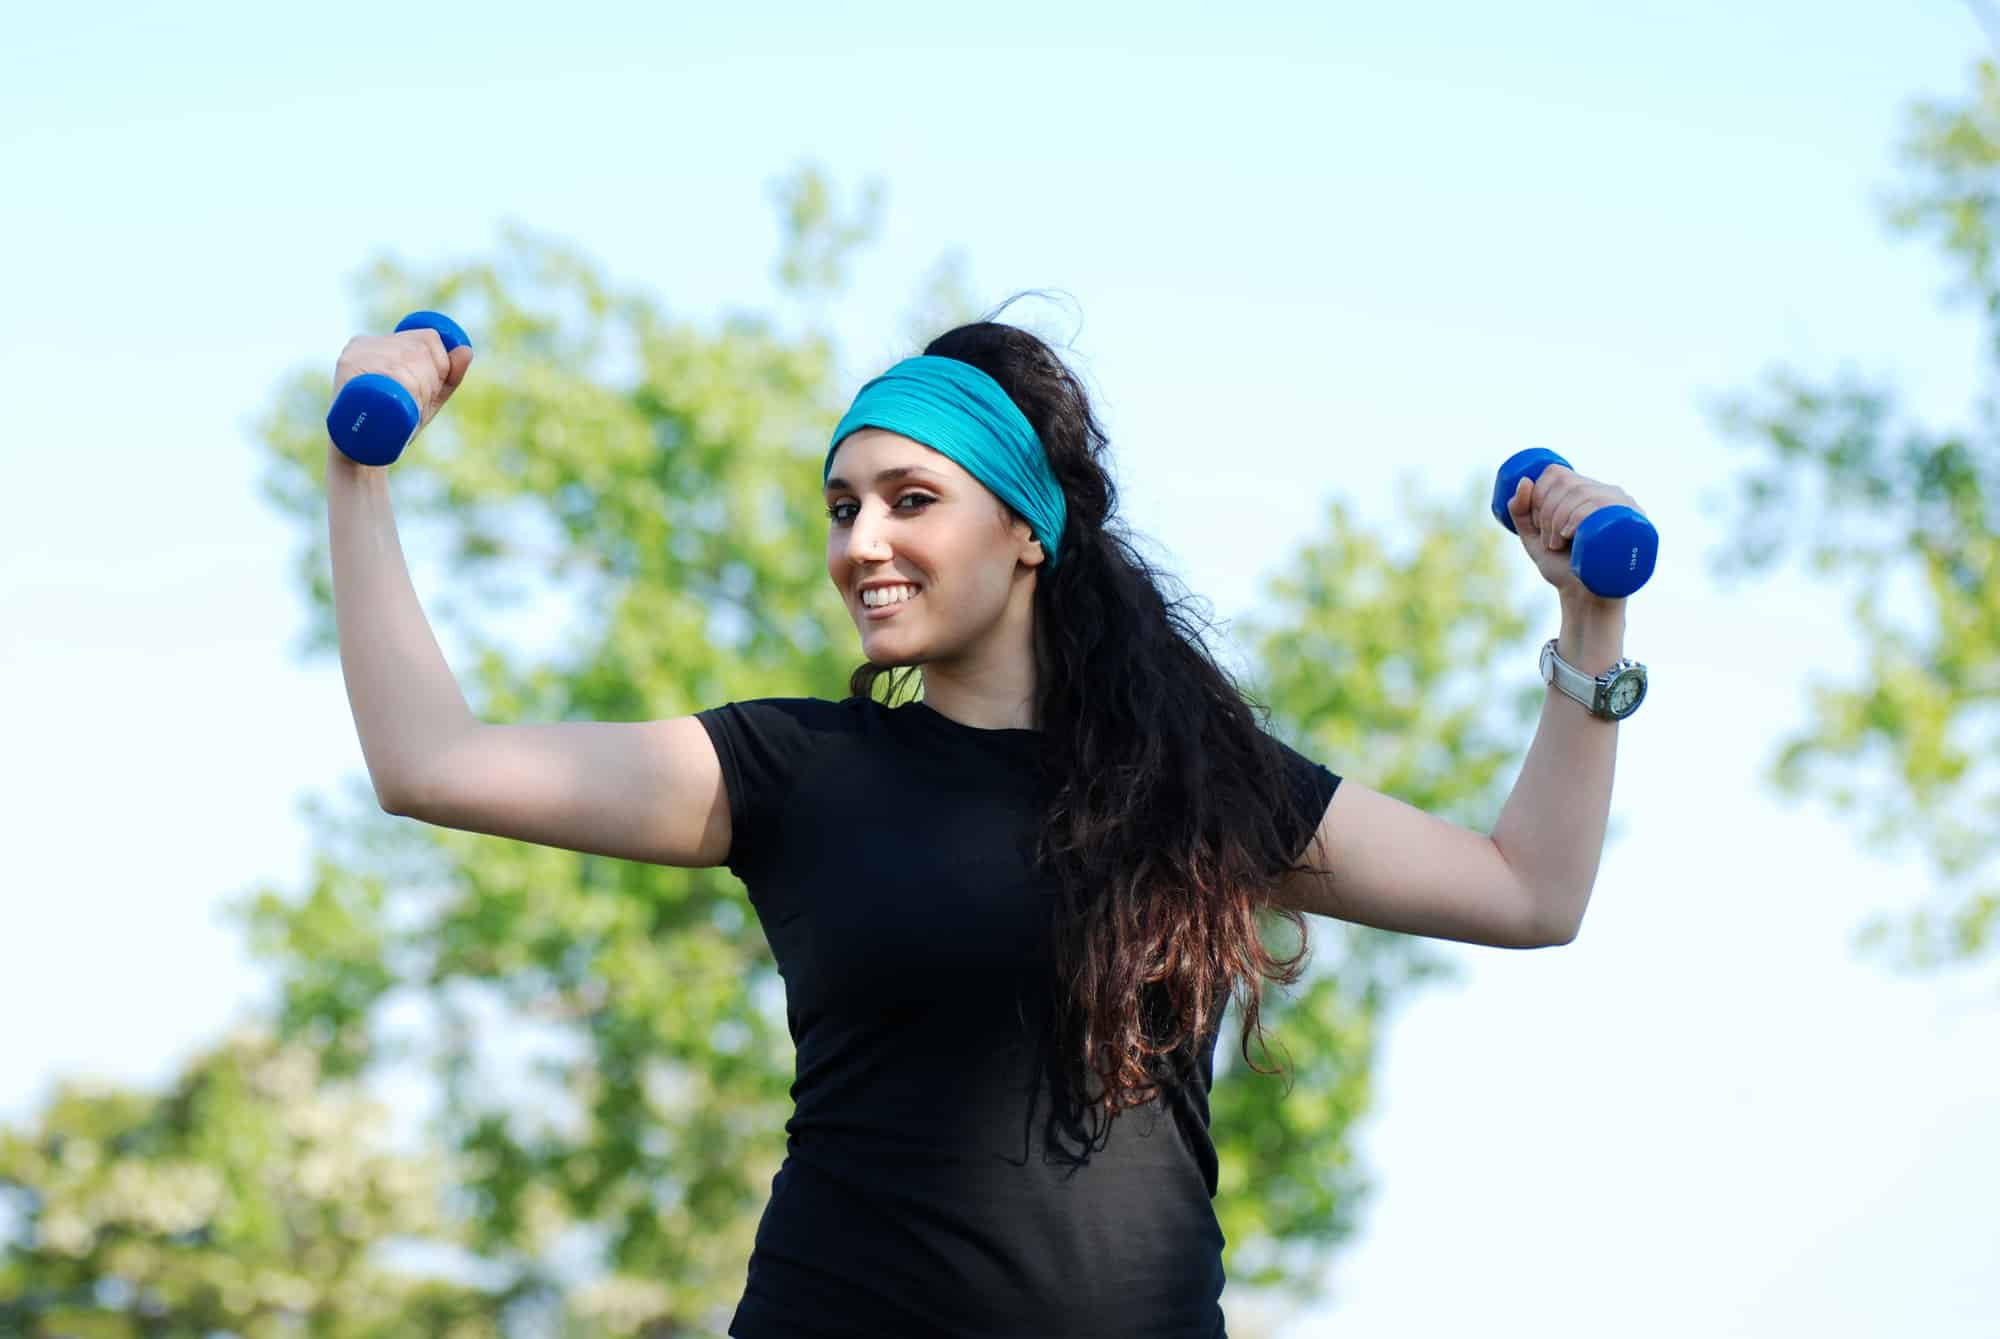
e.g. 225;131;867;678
1490;448;1657;599
325;311;471;466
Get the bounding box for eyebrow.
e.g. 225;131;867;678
823;465;942;493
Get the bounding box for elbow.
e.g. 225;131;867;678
1517;888;1581;948
1518;872;1587;948
374;776;417;817
1509;871;1582;949
1537;913;1581;948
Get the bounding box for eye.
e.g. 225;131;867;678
825;493;937;524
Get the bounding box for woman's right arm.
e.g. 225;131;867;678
324;334;730;869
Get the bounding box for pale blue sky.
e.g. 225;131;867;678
5;3;1997;1336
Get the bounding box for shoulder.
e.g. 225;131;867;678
693;695;884;770
694;697;877;873
1256;726;1343;807
696;695;860;731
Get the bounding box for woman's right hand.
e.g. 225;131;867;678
332;326;475;445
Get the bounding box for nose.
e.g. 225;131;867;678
844;501;893;565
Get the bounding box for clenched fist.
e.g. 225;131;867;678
1504;464;1647;603
332;325;475;450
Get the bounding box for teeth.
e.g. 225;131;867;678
861;584;919;608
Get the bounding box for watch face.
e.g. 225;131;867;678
1607;670;1646;717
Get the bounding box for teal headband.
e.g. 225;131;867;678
824;355;1068;569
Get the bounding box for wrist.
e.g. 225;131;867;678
1560;588;1625;620
327;441;389;480
1556;595;1626;673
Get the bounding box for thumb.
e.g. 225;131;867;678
1507;475;1533;521
436;344;474;409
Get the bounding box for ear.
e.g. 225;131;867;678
1017;524;1046;569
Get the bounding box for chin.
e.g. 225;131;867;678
864;646;928;669
855;626;916;660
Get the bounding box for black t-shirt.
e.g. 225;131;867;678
694;695;1341;1339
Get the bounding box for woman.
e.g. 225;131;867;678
326;302;1635;1338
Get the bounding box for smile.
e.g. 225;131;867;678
860;584;921;619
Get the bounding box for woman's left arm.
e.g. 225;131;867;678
1266;466;1643;948
1489;592;1626;944
1489;462;1645;942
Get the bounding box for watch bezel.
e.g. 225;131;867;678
1602;663;1647;719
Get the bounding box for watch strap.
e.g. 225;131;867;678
1542;637;1602;712
1541;637;1647;720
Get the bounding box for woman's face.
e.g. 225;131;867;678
823;427;1044;666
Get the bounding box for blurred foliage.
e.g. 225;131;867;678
1707;57;2000;982
4;162;1552;1334
1222;469;1548;1300
0;1027;496;1338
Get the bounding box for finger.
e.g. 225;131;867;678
1554;497;1592;544
1532;466;1565;528
1537;473;1581;538
403;352;442;408
414;328;451;383
1529;478;1555;536
433;353;469;413
1511;489;1538;537
1541;496;1570;546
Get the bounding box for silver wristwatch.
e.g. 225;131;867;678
1540;638;1648;721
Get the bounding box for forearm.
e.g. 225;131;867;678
326;444;478;808
1490;595;1626;942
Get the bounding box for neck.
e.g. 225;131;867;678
905;557;1044;730
918;590;1041;730
918;666;1039;731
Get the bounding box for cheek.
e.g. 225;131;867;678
954;560;1011;618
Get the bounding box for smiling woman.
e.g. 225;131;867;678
327;296;1410;1339
678;306;1353;1336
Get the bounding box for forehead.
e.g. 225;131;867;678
824;428;974;491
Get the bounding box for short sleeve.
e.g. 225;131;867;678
1269;735;1341;873
693;697;832;879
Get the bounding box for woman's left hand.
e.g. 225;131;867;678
1503;464;1647;602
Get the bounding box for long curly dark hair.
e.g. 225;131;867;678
845;299;1327;1151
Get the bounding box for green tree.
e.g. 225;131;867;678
1707;57;2000;982
0;1027;495;1338
1219;472;1549;1321
5;164;1557;1336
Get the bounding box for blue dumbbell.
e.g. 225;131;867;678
325;311;472;466
1490;448;1657;599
